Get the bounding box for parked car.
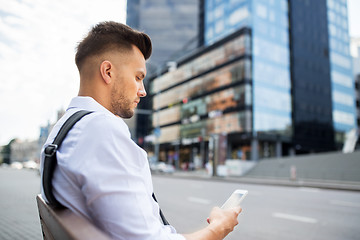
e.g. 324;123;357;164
150;161;175;174
10;162;23;169
23;160;39;170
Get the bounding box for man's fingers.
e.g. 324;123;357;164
233;206;242;215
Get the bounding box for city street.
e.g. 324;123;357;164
153;176;360;240
1;167;360;239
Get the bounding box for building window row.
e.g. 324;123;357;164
153;59;251;110
152;84;252;128
151;34;250;94
155;110;252;144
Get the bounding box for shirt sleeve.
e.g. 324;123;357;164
72;114;185;240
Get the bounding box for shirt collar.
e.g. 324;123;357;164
67;96;113;115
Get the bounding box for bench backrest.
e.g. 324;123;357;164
36;194;111;240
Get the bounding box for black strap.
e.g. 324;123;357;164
152;193;170;225
42;110;170;225
43;110;93;208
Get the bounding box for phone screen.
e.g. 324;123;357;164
221;190;248;209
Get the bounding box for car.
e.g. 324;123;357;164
23;160;39;170
150;161;175;174
10;162;23;170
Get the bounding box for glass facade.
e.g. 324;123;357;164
204;0;251;45
126;0;199;141
151;32;253;145
289;0;335;152
204;0;292;137
150;20;293;163
203;0;292;137
252;0;292;136
327;0;356;137
144;0;356;165
127;0;199;69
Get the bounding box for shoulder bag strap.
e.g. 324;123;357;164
152;193;170;225
43;110;93;208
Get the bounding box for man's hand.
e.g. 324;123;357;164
183;206;242;240
206;207;242;239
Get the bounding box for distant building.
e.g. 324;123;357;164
38;109;65;152
10;139;39;163
126;0;200;142
204;0;356;153
356;75;360;129
325;0;356;147
126;0;200;72
351;37;360;146
143;0;357;167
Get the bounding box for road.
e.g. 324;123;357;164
1;167;360;240
152;175;360;240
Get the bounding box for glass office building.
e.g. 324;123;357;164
126;0;200;141
250;0;292;160
202;0;355;154
327;0;357;144
145;0;356;166
289;0;335;152
150;0;292;165
204;0;251;45
150;29;256;166
126;0;199;71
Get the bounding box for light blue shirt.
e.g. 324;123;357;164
40;96;185;240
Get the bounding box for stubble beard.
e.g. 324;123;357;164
111;85;134;119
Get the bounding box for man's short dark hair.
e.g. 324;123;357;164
75;21;152;71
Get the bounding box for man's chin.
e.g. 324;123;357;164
118;110;134;119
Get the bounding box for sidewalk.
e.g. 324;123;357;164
0;168;42;240
154;151;360;191
154;169;360;191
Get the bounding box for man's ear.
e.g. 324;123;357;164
100;60;112;84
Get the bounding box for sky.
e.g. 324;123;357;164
0;0;359;146
0;0;126;145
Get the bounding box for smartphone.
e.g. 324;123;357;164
221;189;248;209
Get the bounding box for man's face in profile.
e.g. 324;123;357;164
110;45;147;118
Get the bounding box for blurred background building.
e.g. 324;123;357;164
351;37;360;133
125;0;200;141
126;0;200;70
126;0;358;168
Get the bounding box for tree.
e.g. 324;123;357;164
1;139;17;164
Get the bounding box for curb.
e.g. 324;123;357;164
152;171;360;192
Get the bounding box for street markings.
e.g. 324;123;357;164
272;212;318;224
187;197;211;205
330;200;360;208
190;183;204;189
298;187;320;193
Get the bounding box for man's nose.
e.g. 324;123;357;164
138;84;147;97
138;89;146;97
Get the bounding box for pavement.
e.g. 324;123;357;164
0;167;42;240
154;169;360;192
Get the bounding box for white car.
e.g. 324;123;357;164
23;160;39;170
10;162;23;170
150;161;175;174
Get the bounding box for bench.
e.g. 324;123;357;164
36;194;111;240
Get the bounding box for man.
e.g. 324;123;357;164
40;21;241;240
